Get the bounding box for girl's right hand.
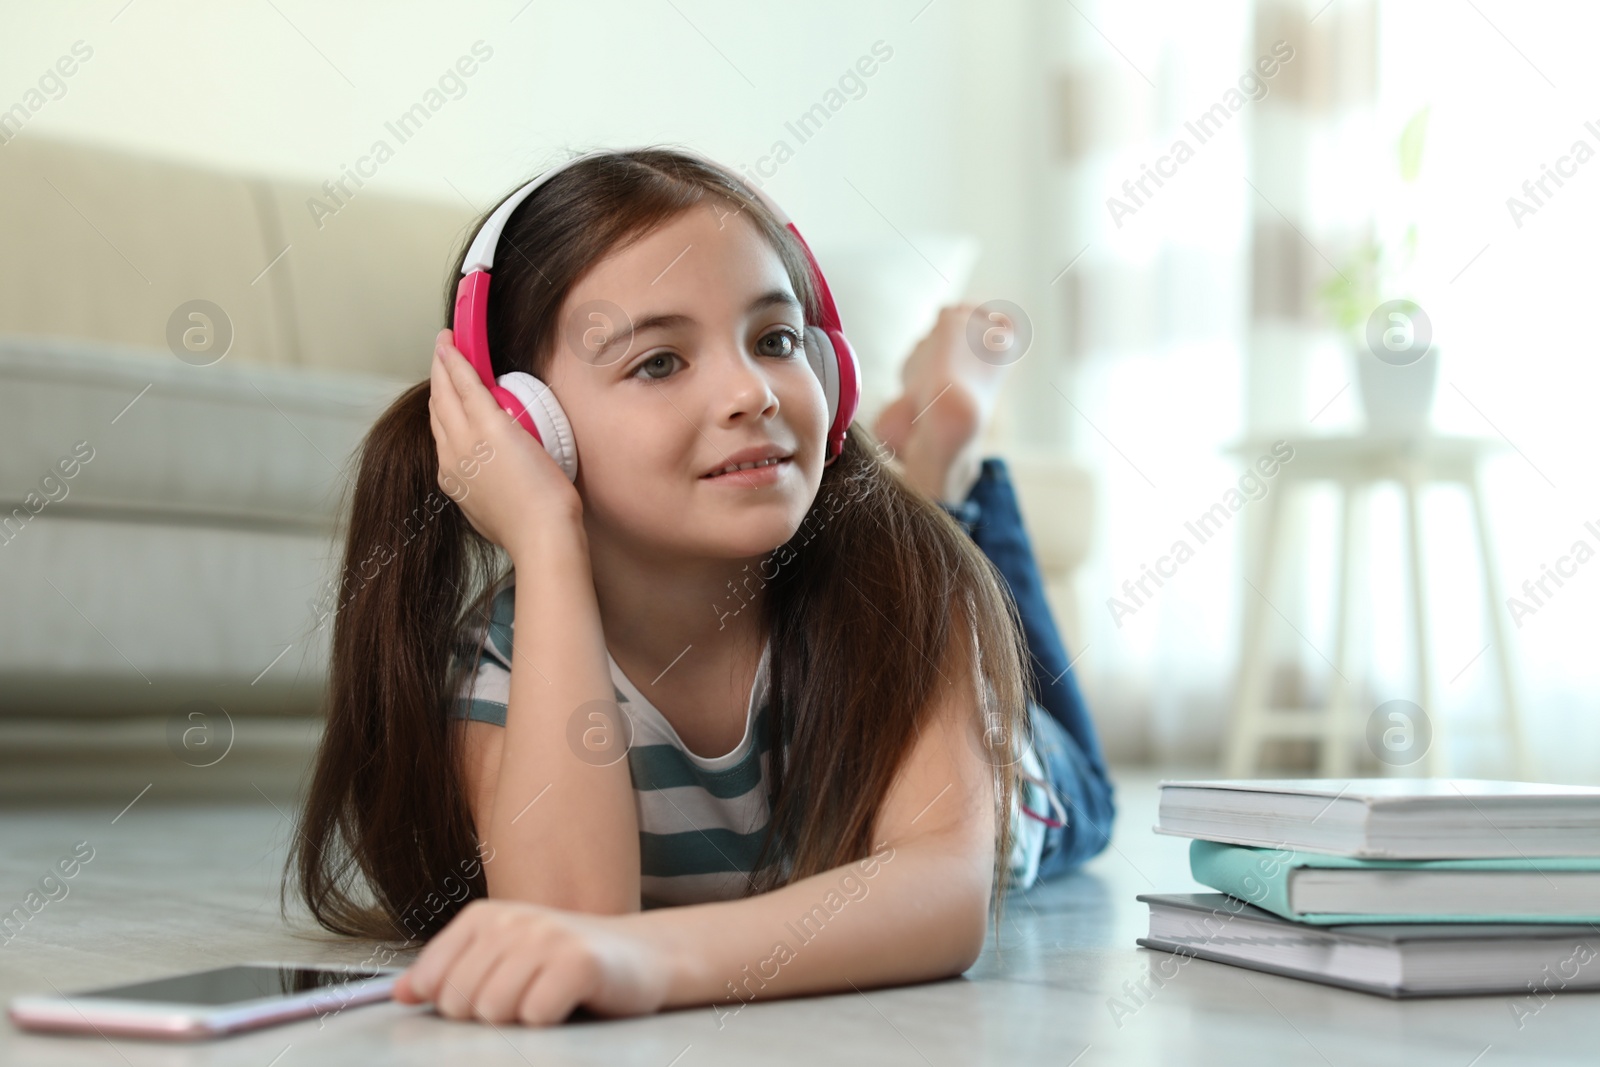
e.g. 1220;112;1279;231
428;328;583;560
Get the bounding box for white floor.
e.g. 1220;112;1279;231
2;766;1594;1066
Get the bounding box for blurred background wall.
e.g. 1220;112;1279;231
3;0;1597;799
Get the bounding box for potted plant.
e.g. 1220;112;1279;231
1317;106;1438;433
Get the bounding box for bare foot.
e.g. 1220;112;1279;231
871;303;1012;503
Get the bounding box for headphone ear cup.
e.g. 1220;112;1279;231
804;325;840;429
495;372;578;482
825;325;861;447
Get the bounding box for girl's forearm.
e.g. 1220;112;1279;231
622;834;991;1018
486;528;642;912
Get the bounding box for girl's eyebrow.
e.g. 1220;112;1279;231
593;289;802;361
746;289;802;315
594;313;690;362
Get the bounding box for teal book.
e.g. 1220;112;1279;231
1189;839;1600;924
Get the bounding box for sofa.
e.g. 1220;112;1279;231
0;135;467;800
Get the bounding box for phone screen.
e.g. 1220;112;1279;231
76;965;385;1007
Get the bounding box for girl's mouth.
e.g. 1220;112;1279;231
700;456;791;486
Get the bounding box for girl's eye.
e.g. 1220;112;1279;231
633;352;680;381
757;328;804;359
632;329;802;381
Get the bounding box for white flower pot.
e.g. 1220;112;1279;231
1354;343;1439;432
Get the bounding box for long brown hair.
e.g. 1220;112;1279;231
285;148;1033;948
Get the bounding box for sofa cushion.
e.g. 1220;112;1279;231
0;136;294;366
0;335;404;522
0;134;479;380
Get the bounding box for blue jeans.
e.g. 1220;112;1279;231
942;458;1116;879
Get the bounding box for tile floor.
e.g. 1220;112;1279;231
1;767;1595;1065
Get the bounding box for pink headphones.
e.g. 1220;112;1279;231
452;148;861;482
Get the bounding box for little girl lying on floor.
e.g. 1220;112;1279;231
287;148;1113;1026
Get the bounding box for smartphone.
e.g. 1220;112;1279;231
7;962;405;1040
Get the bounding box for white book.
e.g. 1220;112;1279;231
1156;778;1600;859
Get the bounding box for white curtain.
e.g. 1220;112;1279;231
1045;0;1272;764
1369;0;1600;783
1042;0;1599;782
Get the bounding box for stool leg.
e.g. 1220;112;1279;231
1402;471;1440;776
1468;469;1531;778
1226;483;1287;777
1321;482;1362;776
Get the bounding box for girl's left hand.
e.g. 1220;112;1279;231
392;899;674;1026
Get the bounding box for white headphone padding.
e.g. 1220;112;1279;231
804;325;840;427
496;372;578;482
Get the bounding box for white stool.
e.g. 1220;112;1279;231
1222;433;1529;778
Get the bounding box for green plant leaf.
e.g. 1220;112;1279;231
1314;239;1383;336
1398;105;1431;182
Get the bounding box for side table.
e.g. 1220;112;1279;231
1222;433;1529;778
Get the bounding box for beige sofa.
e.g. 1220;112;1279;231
0;136;473;800
0;135;1093;801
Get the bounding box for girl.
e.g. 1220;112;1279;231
287;148;1113;1026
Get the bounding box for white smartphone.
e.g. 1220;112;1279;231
7;961;405;1040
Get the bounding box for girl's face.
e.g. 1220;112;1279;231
543;201;829;562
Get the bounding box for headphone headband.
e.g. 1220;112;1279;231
460;149;612;273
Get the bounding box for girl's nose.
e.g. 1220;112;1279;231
714;345;778;424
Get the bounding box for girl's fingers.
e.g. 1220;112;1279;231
436;332;500;421
516;950;594;1026
472;950;549;1024
430;409;465;501
428;398;447;450
430;347;467;445
428;396;453;452
433;934;514;1022
401;908;483;1003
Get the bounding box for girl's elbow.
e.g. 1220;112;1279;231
906;857;991;977
952;930;986;975
947;883;992;974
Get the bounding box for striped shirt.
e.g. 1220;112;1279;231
448;581;780;908
448;581;1050;906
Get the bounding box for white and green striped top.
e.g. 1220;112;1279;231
448;580;781;909
448;581;1051;908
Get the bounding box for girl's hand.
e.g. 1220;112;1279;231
391;900;674;1026
428;328;583;557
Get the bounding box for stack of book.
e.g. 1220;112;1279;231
1138;778;1600;998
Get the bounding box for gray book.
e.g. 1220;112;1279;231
1138;892;1600;998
